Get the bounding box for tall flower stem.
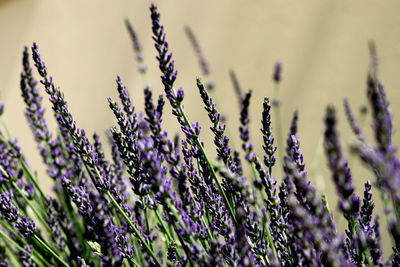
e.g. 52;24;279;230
0;116;12;140
209;90;237;150
0;229;44;267
273;82;284;163
11;181;50;231
308;132;325;191
0;134;47;202
78;157;161;265
0;222;49;266
152;205;183;260
177;102;237;224
0;165;49;231
106;191;161;265
165;199;197;266
33;234;70;267
150;4;236;224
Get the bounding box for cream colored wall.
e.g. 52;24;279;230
1;0;399;254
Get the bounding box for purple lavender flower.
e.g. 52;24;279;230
324;106;360;217
62;178;124;265
367;75;394;156
197;78;234;170
0;191;19;223
323;106;373;264
115;75;137;135
0;135;22;185
124;19;147;73
235;207;256;266
261;97;277;174
359;182;383;266
287;194;348;267
111;224;135;259
343;98;363;139
273;60;282;83
289;109;298;136
18;245;35;267
20;46;52;164
229;70;243;105
392;249;400;267
150;4;179;111
2;4;398;266
144;86;165;147
16;215;36;237
167;241;177;263
0;245;9;267
184;26;213;91
45;197;66;250
239;90;255;162
32;45;106;191
284;154;342;260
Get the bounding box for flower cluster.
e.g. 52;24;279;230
0;3;398;267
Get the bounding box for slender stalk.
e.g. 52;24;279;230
273;82;284;163
132;238;145;266
252;204;273;264
33;234;70;267
0;134;47;202
0;165;49;231
166;83;237;224
209;89;237;150
128;257;141;267
0;116;12;140
81;160;161;265
11;181;50;231
153;207;173;242
0;221;49;266
0;229;47;267
106;191;161;265
153;207;182;260
191;128;236;224
308;132;325;191
165;199;208;252
143;208;153;250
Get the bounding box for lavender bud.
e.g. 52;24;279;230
273;60;282;83
16;215;36;237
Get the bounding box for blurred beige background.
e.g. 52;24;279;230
1;0;400;253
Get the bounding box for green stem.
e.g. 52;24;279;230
106;191;161;266
0;165;49;231
0;116;12;140
209;89;236;150
273;82;284;164
0;228;47;267
264;221;277;262
170;85;237;224
153;207;173;242
196;138;236;224
33;235;70;267
308;132;325;191
165;199;208;253
11;181;50;232
128;257;141;267
351;217;373;267
176;231;194;267
143;208;153;250
81;158;160;265
190;196;214;240
0;135;47;202
254;204;274;264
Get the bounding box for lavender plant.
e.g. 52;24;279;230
0;3;399;266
